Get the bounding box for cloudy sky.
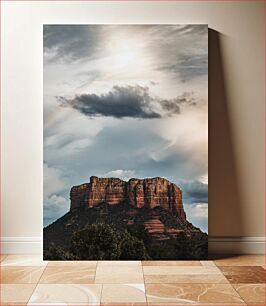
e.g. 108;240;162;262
43;25;208;232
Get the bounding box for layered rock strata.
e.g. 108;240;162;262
70;176;186;221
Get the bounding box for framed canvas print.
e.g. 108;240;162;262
43;25;208;260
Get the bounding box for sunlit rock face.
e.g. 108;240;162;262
70;176;186;221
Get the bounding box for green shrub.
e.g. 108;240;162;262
70;223;121;260
120;232;150;260
44;243;75;260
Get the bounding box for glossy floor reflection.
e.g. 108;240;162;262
0;255;265;305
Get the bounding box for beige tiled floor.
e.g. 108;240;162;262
95;262;144;284
39;266;96;283
233;283;266;304
1;284;36;304
2;266;45;284
214;255;265;267
0;254;265;305
48;260;97;267
28;284;102;305
0;254;7;261
145;283;245;304
101;284;146;303
0;254;48;266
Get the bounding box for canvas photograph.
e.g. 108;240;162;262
43;24;208;260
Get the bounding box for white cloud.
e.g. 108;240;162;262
198;174;208;184
188;203;208;218
184;203;208;233
44;194;69;220
100;169;137;181
186;203;208;218
61;138;91;155
43;163;67;198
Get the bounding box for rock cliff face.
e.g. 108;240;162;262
70;176;186;221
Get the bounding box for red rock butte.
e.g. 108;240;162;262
70;176;187;221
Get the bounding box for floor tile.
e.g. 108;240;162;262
0;254;8;261
28;284;102;305
101;284;146;303
101;304;147;306
39;266;96;284
1;266;45;284
144;274;229;284
48;260;97;267
142;260;201;266
101;304;146;306
95;265;144;283
214;255;265;266
145;283;245;304
98;260;142;266
143;265;228;283
233;284;266;303
0;304;27;306
200;260;216;266
143;266;221;275
219;266;265;283
0;284;36;304
147;302;246;306
1;254;48;267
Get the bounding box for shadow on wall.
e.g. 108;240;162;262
208;29;243;238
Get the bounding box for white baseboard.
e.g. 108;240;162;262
0;237;42;254
0;236;265;254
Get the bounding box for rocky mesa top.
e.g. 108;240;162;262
70;176;186;221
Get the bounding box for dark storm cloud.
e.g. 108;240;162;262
43;25;102;62
58;85;199;119
58;85;161;119
160;92;197;114
181;180;208;203
160;100;180;114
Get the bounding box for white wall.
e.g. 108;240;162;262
1;1;265;254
